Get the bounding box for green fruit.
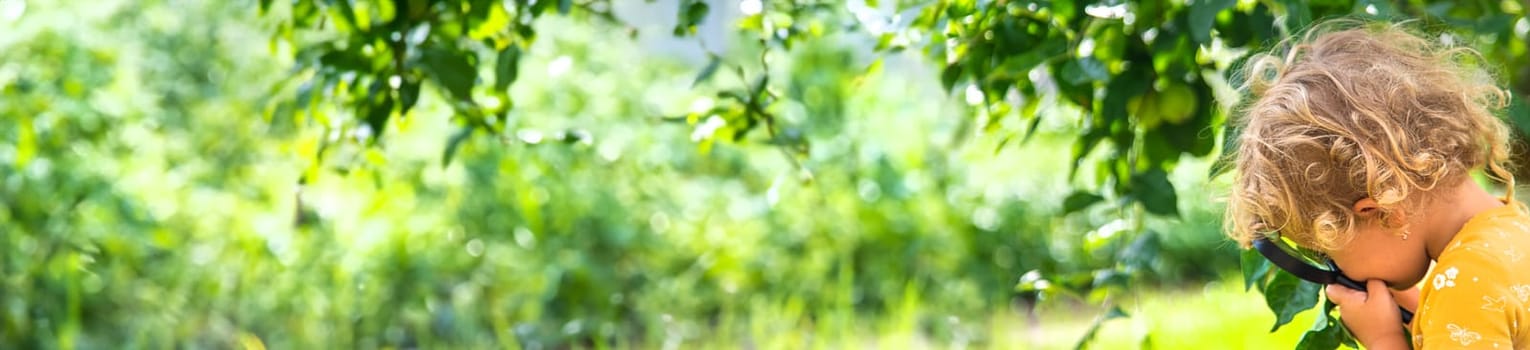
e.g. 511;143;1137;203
1093;28;1126;63
1130;92;1163;129
1157;83;1198;125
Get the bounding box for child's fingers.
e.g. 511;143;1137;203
1364;279;1392;304
1326;283;1367;305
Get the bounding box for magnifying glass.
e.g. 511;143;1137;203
1253;235;1415;324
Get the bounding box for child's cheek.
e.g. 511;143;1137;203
1331;233;1427;286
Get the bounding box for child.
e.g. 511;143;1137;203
1224;20;1530;348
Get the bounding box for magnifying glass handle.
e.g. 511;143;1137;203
1252;239;1417;325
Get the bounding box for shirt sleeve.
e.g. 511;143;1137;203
1414;248;1516;349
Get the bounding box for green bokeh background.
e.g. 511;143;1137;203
3;0;1524;348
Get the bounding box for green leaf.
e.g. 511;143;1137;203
1106;306;1128;319
442;126;475;167
1248;4;1277;44
517;25;537;43
364;83;393;143
1133;0;1167;28
1091;268;1131;291
330;0;361;32
945;0;976;18
1424;2;1455;18
1055;271;1097;293
1061;57;1109;85
294;78;317;112
1189;0;1236;44
941;61;963;92
1507;92;1530;137
1020;113;1044;144
1279;0;1312;35
692;56;721;88
293;0;319;26
681;1;710;30
1264;270;1321;332
422;48;477;102
1119;230;1161;270
992;39;1067;81
1241;248;1272;291
1317;299;1364;348
874;33;898;51
1068;128;1107;180
1295;303;1342;350
1051;0;1077;24
259;0;274;14
749;74;769;100
1217;11;1252;47
1074;306;1130;350
1062;191;1105;215
494;45;521;92
558;0;572;15
399;77;422;115
1477;14;1517;35
993;136;1013;155
318;48;372;72
1141;130;1180;167
1150;30;1193;81
530;0;555;15
1102;63;1153;129
1130;168;1179;217
1054;63;1096;107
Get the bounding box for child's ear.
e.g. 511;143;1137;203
1352;197;1382;218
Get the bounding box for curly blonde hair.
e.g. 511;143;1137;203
1224;20;1514;252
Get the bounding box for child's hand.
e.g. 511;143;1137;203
1326;279;1408;350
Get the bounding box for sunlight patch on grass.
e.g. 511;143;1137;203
1023;277;1318;349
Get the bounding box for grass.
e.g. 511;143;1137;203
1013;276;1318;350
668;275;1322;349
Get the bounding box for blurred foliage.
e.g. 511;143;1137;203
261;0;1529;348
0;0;1241;348
2;0;1526;349
259;0;1530;216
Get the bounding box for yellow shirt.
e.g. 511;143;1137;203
1413;201;1530;349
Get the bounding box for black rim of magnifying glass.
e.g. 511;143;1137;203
1252;236;1415;325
